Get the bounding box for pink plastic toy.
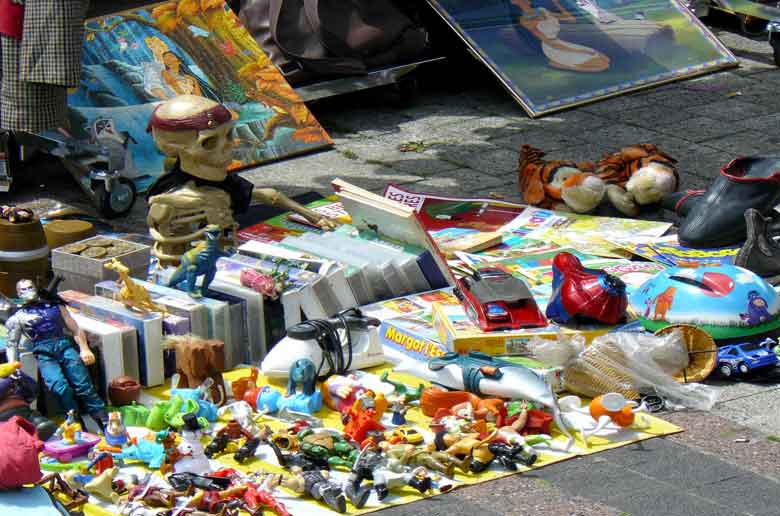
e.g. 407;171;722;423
43;433;101;463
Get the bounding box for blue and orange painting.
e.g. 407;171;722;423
62;0;331;191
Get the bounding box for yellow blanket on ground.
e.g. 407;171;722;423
76;366;681;516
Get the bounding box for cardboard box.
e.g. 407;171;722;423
432;302;611;356
52;236;150;294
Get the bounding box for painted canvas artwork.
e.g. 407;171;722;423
63;0;332;191
425;0;738;116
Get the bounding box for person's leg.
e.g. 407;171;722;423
36;353;79;414
59;345;106;420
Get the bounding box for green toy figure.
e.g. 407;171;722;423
380;371;424;403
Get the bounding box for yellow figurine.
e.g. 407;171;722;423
0;361;20;378
104;258;166;314
56;409;83;444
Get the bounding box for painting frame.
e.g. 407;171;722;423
425;0;739;117
65;0;332;192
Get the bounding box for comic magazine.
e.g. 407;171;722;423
644;236;740;267
382;184;529;233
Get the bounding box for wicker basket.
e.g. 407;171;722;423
655;325;717;383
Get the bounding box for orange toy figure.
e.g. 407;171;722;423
420;387;504;422
559;393;650;447
652;287;677;320
342;393;385;445
232;367;259;402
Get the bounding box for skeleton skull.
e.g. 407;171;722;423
150;95;235;182
147;95;238;265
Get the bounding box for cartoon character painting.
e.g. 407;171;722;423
652;286;676;320
740;291;772;326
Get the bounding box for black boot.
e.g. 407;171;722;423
344;478;371;509
735;209;780;284
315;483;347;514
407;475;432;494
676;157;780;248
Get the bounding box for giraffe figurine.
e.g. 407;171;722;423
104;258;166;314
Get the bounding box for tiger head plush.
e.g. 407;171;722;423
518;144;605;213
597;144;678;216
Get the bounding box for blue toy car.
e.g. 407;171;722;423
717;340;780;377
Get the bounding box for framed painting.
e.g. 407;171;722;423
63;0;332;191
425;0;738;116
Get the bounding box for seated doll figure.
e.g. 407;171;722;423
4;280;108;427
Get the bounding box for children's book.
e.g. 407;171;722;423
429;227;503;257
334;179;455;286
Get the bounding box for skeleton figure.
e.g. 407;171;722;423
146;95;337;266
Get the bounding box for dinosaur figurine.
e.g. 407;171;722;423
168;225;230;298
105;258;165;313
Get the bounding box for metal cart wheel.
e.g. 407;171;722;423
94;176;136;218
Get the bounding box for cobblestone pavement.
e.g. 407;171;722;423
4;15;780;516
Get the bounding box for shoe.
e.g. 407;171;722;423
675;157;780;248
735;209;780;284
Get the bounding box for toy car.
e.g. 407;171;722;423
454;267;546;332
388;426;423;445
716;341;780;377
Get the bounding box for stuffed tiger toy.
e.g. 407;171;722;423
518;144;606;213
596;144;679;216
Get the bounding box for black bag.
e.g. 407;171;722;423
239;0;427;85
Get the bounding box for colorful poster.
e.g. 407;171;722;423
64;1;331;191
425;0;737;116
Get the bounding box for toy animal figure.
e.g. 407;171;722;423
652;287;676;320
596;143;678;216
167;224;230;298
231;367;259;402
169;335;227;406
104;411;129;447
105;258;165;313
518;144;605;213
287;359;317;397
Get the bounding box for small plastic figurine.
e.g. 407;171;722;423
278;359;322;414
380;371;424;403
104;411;130;447
174;413;212;475
390;400;408;426
104;258;166;313
56;409;83;444
168;224;230;298
345;445;431;507
282;466;347;513
4;279;108;427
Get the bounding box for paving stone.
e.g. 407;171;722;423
700;130;780;156
493;129;588;154
632;87;726;110
600;103;694;129
536;459;659;498
609;440;747;490
240;148;424;195
689;474;780;516
733;112;780;133
713;387;780;433
580;93;656;115
336;139;463;176
683;71;770;94
684;99;774;121
654;115;749;143
405;171;511;197
576;124;661;148
663;412;780;482
428;142;521;176
607;488;749;516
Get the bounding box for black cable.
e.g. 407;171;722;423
288;307;362;380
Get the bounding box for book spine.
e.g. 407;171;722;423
417;251;449;289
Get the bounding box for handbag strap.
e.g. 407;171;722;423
268;0;367;76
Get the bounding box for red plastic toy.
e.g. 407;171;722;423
545;252;627;325
454;266;546;331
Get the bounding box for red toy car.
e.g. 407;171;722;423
454;267;546;332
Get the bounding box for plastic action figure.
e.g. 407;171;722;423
168;225;230;298
4;279;108;427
